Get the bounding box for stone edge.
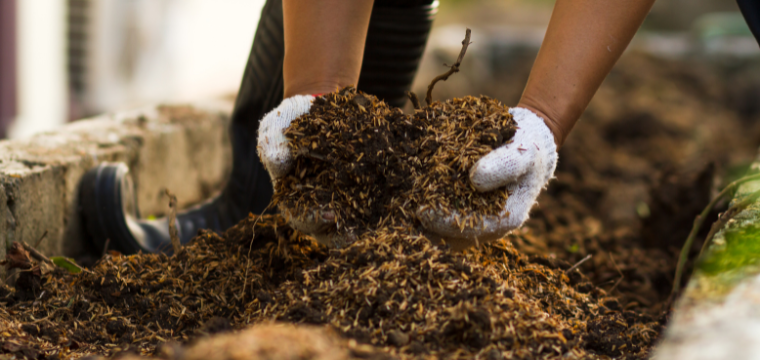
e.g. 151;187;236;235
0;100;232;279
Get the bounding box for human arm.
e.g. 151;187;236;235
518;0;656;147
283;0;375;98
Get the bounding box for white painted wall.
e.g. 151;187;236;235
11;0;68;139
86;0;265;114
12;0;265;139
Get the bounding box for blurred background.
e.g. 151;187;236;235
0;0;266;138
0;0;757;139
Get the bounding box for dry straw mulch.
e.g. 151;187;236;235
0;214;660;360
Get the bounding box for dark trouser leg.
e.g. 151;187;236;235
737;0;760;45
358;0;438;107
224;0;285;217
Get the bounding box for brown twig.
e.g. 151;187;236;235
697;194;757;260
21;241;54;265
565;254;592;274
407;91;421;110
165;189;181;254
425;28;472;106
671;173;760;303
33;230;48;248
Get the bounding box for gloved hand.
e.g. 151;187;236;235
257;95;339;245
258;95;315;179
418;107;558;249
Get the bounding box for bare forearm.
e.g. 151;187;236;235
518;0;655;146
283;0;375;98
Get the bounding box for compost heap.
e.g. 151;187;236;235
2;53;760;360
274;86;517;240
0;216;659;360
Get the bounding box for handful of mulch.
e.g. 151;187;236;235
273;86;517;240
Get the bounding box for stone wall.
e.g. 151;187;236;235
0;101;232;265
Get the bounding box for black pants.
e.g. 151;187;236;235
737;0;760;45
228;0;437;214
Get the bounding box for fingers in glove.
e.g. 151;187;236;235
469;141;538;192
257;95;314;179
417;175;541;249
469;107;558;192
501;174;542;229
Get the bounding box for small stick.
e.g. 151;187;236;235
697;190;760;260
425;28;472;106
20;241;54;265
165;189;181;254
407;91;421;110
671;173;760;302
700;213;731;260
33;230;48;248
565;254;592;274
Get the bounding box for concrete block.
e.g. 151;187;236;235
0;124;138;260
0;101;232;273
123;103;231;216
0;161;66;257
168;103;232;202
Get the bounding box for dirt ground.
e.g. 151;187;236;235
517;53;760;315
1;52;759;360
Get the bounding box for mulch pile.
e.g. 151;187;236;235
1;53;759;360
0;214;660;360
275;86;516;242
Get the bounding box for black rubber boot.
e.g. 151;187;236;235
80;0;438;255
737;0;760;46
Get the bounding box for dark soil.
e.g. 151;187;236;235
504;53;760;316
276;87;516;240
1;53;758;360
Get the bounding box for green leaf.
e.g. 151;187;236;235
51;256;82;274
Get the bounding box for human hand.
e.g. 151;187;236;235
258;95;315;179
418;107;558;249
257;95;341;245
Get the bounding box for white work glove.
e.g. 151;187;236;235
257;95;340;246
257;95;315;179
418;107;558;249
